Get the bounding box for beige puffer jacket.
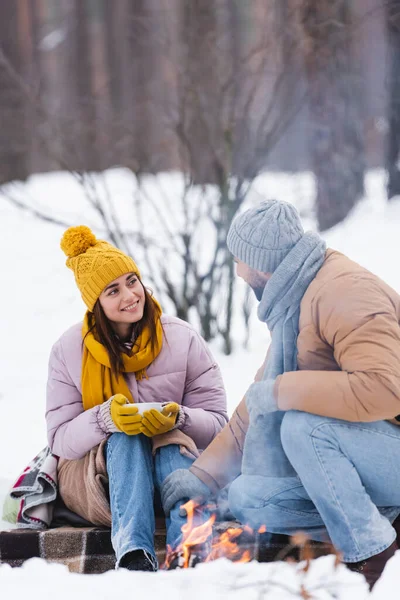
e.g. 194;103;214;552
190;250;400;492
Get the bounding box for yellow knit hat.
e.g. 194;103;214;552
60;225;140;311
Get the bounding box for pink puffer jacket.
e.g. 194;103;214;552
46;315;228;460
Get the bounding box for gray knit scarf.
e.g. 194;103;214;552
242;231;327;478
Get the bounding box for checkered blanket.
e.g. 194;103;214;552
0;522;332;573
0;524;168;573
9;447;58;529
1;444;169;573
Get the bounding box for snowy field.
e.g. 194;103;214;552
1;168;400;597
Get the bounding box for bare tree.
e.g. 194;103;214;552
386;0;400;200
0;1;29;182
125;0;306;354
1;1;305;354
63;0;99;171
301;0;366;231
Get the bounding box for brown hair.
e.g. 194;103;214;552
84;281;161;379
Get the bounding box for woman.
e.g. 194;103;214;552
46;225;228;571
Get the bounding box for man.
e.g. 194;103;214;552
161;199;400;588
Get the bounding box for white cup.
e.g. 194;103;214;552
133;402;166;415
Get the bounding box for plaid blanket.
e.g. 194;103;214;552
9;447;58;529
0;524;167;573
0;522;332;573
2;447;169;573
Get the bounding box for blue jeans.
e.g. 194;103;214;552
106;433;195;568
229;411;400;562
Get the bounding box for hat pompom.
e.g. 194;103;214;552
60;225;97;258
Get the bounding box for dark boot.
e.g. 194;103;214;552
392;514;400;546
346;541;397;589
258;533;296;562
119;549;157;572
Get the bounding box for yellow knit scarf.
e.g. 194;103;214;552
81;304;163;410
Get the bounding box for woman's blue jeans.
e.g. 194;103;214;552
106;433;195;568
229;411;400;563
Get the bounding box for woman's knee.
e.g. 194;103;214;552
156;443;182;460
106;431;151;457
156;443;192;468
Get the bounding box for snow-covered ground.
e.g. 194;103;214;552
1;168;400;597
0;554;376;600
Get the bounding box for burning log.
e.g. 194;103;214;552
163;500;334;570
163;500;259;570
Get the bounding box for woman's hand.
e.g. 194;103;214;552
110;394;143;435
140;402;180;437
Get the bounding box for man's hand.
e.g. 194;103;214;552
140;402;180;437
245;379;278;420
161;469;211;515
110;394;143;435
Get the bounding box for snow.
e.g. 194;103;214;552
0;555;372;600
1;168;400;596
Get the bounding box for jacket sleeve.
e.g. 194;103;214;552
189;354;267;492
46;340;109;460
190;398;249;493
277;276;400;422
180;331;228;450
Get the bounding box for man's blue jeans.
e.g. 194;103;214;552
229;411;400;563
106;433;194;568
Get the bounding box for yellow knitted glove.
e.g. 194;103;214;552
110;394;143;435
140;403;180;437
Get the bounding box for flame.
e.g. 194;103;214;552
208;527;252;563
164;500;261;569
258;525;267;534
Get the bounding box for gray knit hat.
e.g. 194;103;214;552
227;200;304;273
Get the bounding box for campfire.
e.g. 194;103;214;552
163;501;335;570
163;499;260;569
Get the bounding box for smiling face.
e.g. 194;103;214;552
98;272;145;338
234;258;272;301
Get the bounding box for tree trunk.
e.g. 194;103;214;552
386;1;400;200
181;0;221;183
103;0;136;168
66;0;99;170
301;0;365;231
221;254;234;355
103;0;124;120
128;0;157;172
0;1;29;182
23;0;45;174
